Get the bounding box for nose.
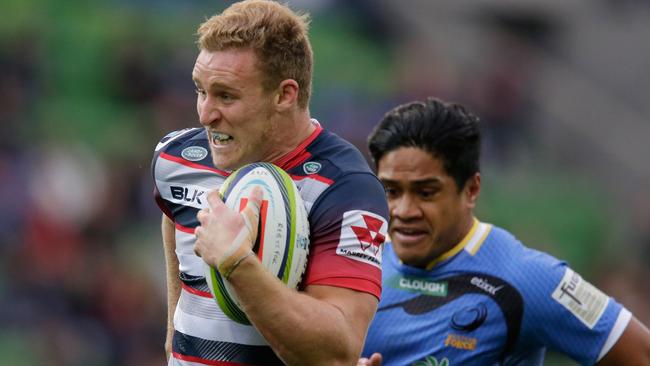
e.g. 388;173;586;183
198;97;221;127
391;194;422;220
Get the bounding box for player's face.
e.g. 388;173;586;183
192;48;279;171
377;147;479;268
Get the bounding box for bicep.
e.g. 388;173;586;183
598;316;650;366
305;284;379;342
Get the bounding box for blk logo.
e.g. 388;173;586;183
351;215;386;255
170;186;204;204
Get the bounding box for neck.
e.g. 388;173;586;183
265;110;315;162
421;213;476;269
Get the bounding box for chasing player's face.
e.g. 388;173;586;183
193;48;278;171
377;147;479;268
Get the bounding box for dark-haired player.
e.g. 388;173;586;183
359;98;650;365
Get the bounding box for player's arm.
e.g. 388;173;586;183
194;188;378;365
162;214;180;360
598;316;650;365
232;261;377;365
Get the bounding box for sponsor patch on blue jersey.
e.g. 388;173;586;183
551;267;609;329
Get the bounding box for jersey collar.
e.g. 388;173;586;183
272;119;322;170
424;217;492;270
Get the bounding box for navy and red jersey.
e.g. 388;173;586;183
152;121;388;366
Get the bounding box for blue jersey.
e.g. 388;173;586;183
152;122;389;365
362;218;631;366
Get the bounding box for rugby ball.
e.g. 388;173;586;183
204;162;310;324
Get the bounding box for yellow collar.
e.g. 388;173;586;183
424;218;491;270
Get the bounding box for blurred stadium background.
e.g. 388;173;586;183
1;0;649;365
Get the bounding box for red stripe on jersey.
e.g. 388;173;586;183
176;223;195;234
172;352;248;365
290;173;334;185
160;152;230;176
181;283;212;298
273;124;322;169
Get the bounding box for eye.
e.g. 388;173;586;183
418;189;437;200
384;187;399;199
195;88;206;98
219;93;235;102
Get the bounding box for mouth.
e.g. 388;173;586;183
209;131;234;146
391;227;428;244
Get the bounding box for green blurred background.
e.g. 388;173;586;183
1;0;648;365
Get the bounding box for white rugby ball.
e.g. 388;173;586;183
204;162;310;324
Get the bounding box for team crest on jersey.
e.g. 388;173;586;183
181;146;208;161
336;210;387;268
302;161;321;174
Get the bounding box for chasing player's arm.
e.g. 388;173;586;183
598;316;650;365
162;214;181;360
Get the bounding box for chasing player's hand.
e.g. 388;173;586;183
194;186;262;277
357;353;382;366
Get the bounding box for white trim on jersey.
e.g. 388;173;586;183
176;230;205;276
464;222;492;254
597;307;632;361
155;128;197;152
175;289;269;345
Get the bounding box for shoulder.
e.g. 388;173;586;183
472;225;568;293
303;129;375;177
287;128;387;216
153;128;206;156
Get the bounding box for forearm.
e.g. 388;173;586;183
229;257;371;366
165;263;181;357
162;215;180;358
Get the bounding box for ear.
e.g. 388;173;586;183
464;173;481;209
274;79;299;112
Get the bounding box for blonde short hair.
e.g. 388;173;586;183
197;0;313;109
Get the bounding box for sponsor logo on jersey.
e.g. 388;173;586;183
302;161;322;174
413;355;450;366
444;333;477;351
181;146;208;161
336;210;387;268
470;276;503;295
388;275;447;297
170;185;205;204
551;267;609;329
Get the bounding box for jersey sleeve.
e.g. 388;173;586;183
516;255;631;365
301;172;389;299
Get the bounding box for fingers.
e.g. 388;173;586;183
206;189;223;208
241;186;263;233
194;226;203;257
196;208;209;224
370;353;383;366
